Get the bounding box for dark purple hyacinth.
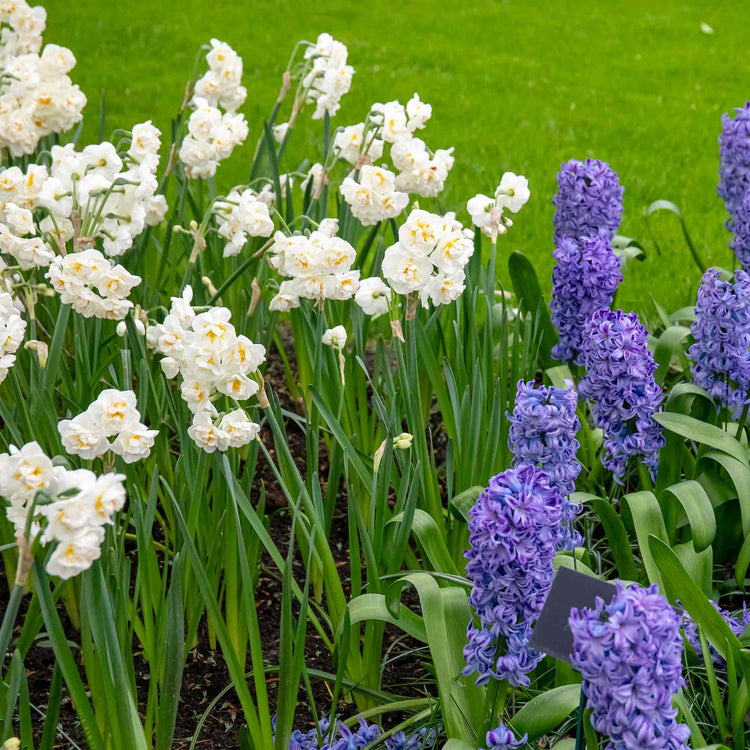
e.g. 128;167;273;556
719;102;750;230
484;724;527;750
552;158;624;243
508;379;582;549
463;464;563;687
683;600;750;668
549;235;623;363
569;582;690;750
688;268;750;411
579;309;665;483
732;188;750;272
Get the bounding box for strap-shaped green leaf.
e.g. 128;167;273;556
511;684;581;740
653;412;747;463
662;480;716;552
621;491;668;586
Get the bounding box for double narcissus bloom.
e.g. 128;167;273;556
301;33;354;120
569;582;690;750
552;158;623;243
463;465;563;687
339;164;409;226
718;101;750;230
549;235;622;363
579;309;664;483
332;121;384;168
508;379;582;549
0;441;127;580
213;188;274;257
193;38;247;114
688;268;750;411
467;172;530;242
268;219;359;310
58;389;158;464
0;290;26;384
147;285;264;453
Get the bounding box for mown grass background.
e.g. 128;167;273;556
43;0;750;314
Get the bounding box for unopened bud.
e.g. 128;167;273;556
373;439;387;472
24;339;48;367
393;432;413;451
201;275;218;297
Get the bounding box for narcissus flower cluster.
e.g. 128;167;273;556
339;164;408;226
570;582;690;750
268;219;359;310
467;172;530;241
301;33;354;120
381;208;474;307
688;268;750;411
147;286;264;453
213;187;274;256
193;38;247;114
0;441;127;579
463;465;563;687
332;121;383;167
0;1;85;156
58;389;158;464
0;290;25;383
46;248;141;320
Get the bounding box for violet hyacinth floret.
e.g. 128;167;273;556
718;101;750;229
549;235;623;364
730;188;750;272
688;268;750;412
463;464;563;687
569;582;690;750
508;378;582;549
579;309;664;483
552;158;624;243
484;723;527;750
683;600;750;668
286;717;434;750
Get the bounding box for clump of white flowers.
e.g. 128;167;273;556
193;38;247;113
0;440;127;579
0;290;26;383
467;172;531;241
58;389;158;464
301;32;354;120
213;187;274;257
379;208;475;307
267;218;359;310
46;248;141;320
333;122;383;168
339;165;409;226
180;40;249;179
146;285;264;453
0;2;86;156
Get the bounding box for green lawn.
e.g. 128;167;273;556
43;0;750;313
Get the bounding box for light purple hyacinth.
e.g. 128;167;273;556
508;379;582;549
549;234;623;364
688;268;750;411
552;158;624;243
730;188;750;272
569;582;690;750
484;724;527;750
287;717;435;750
718;101;750;230
578;309;664;483
463;465;563;687
683;600;750;668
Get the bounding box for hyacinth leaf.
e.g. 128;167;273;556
653;412;748;463
508;250;558;366
611;235;646;274
648;536;744;667
553;553;601;579
672;691;708;747
551;741;576;750
345;593;427;643
695;452;750;537
736;534;750;590
621;491;668;587
653;325;690;385
579;493;638;580
672;542;712;597
545;364;574;389
449;485;484;523
442;742;476;750
662;480;716;552
390;509;459;575
645;199;706;273
510;684;581;740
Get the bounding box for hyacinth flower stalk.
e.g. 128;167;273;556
463;465;563;688
688;268;750;418
549;234;622;364
507;378;582;549
569;582;690;749
578;309;665;484
731;187;750;272
552;158;624;244
718;101;750;230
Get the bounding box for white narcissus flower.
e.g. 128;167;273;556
355;277;392;316
110;422;159;464
90;389;139;436
495;172;530;213
0;291;27;383
467;173;530;240
322;325;347;350
45;527;105;580
58;417;109;459
188;410;229;453
272;122;289;144
405;93;432;130
333;122;384;166
318;218;339;237
218;409;260;448
301;33;354;120
128;121;161;164
301;162;326;198
381;246;433;295
339;165;409;226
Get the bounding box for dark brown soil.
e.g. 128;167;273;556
0;329;435;749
